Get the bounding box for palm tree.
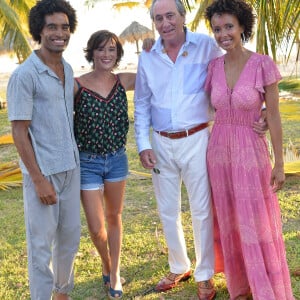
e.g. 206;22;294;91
0;0;34;63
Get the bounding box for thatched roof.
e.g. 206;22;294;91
119;21;154;44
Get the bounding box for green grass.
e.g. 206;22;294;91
0;110;11;136
279;100;300;154
0;110;18;162
0;86;299;299
279;77;300;94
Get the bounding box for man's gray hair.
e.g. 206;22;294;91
150;0;186;20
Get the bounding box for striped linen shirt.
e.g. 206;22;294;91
7;51;79;176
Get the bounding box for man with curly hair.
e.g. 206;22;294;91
7;1;80;299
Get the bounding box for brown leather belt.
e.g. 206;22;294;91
155;122;209;139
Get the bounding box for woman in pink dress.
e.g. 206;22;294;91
204;0;294;299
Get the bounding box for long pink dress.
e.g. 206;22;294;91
205;53;294;300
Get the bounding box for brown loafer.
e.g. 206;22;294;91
197;279;216;300
155;270;191;292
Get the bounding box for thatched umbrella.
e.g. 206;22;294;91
119;21;154;54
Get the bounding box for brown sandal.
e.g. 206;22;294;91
197;279;216;300
155;270;191;292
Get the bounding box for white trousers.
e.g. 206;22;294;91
152;128;214;282
23;166;81;300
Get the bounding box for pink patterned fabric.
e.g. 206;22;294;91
205;53;294;300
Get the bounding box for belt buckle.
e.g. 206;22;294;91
185;129;189;137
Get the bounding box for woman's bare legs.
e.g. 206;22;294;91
81;189;111;277
81;180;125;291
104;180;125;291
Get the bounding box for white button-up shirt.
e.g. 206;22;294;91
134;30;222;153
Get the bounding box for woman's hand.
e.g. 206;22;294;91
270;165;285;192
142;38;155;52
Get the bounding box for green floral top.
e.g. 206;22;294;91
74;76;129;155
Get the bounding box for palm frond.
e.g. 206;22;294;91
0;162;22;191
190;0;212;32
277;0;300;63
0;134;13;145
0;0;33;62
113;2;140;10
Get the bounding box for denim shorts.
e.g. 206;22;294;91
79;147;128;190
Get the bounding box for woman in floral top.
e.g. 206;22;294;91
74;30;135;299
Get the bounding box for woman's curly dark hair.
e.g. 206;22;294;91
29;0;77;44
84;30;124;69
205;0;255;43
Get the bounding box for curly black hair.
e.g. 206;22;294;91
29;0;77;44
84;30;124;69
205;0;255;43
